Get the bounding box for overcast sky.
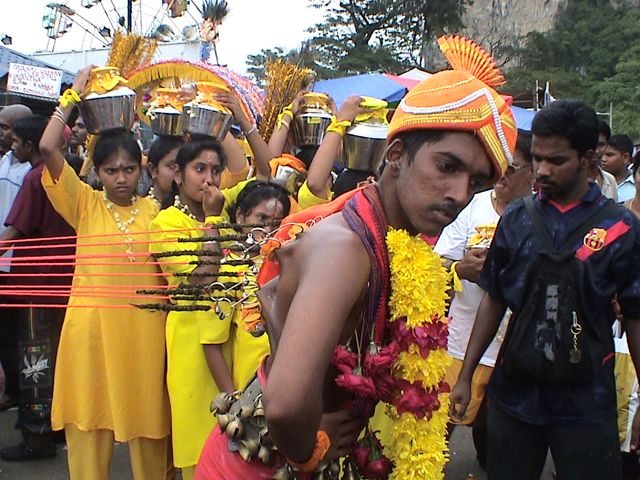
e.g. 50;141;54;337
0;0;325;74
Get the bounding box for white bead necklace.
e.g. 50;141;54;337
147;186;161;207
103;192;140;262
173;195;199;221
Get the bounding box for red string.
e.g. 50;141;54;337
0;272;170;278
0;304;150;309
0;226;211;247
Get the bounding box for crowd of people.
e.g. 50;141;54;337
0;34;639;480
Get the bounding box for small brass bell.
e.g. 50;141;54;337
271;465;295;480
225;418;245;440
238;442;252;462
216;413;233;431
211;392;234;414
238;403;255;419
257;445;271;464
259;427;273;447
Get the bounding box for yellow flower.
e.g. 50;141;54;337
386;229;449;328
394;347;452;389
387;397;450;480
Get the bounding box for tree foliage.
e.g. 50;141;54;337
245;0;471;82
507;0;640;138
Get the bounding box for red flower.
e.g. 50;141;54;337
351;430;393;479
332;345;359;375
392;318;449;357
374;374;398;403
364;458;393;479
363;341;400;375
352;445;371;472
393;381;440;419
335;372;377;398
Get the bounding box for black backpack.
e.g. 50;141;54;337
500;196;617;384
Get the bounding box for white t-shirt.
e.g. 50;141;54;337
434;189;505;367
0;151;31;272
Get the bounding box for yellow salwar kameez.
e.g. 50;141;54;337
149;191;270;475
42;163;170;479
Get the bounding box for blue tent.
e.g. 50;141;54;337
512;106;536;132
312;73;407;106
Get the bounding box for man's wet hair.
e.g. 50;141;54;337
598;120;611;142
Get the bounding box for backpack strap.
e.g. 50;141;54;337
524;195;619;252
524;196;555;251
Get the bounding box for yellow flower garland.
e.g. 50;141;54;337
386;228;452;480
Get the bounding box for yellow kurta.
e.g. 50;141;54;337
149;206;230;469
297;179;331;210
149;200;270;468
42;163;170;441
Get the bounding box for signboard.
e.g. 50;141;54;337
6;63;63;100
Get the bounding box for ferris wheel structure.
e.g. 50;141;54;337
41;0;204;52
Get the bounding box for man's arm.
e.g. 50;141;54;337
263;228;370;462
449;291;506;421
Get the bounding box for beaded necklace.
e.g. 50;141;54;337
103;192;140;262
147;186;161;207
173;195;199;221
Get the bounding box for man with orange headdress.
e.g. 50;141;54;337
195;36;516;480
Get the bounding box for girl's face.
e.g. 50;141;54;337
148;147;178;197
175;149;223;204
98;150;141;206
236;197;286;236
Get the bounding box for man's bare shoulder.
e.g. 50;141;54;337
279;213;370;280
299;213;367;257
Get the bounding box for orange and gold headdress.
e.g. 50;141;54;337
388;35;516;179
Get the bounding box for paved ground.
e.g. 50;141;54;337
0;407;554;479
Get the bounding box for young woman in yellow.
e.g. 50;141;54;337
38;67;170;480
149;140;288;479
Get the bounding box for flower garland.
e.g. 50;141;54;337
332;228;451;479
385;229;451;480
103;192;139;262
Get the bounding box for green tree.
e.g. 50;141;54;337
306;0;470;74
506;0;640;137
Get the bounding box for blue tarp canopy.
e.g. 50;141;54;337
313;73;407;106
512;106;536;132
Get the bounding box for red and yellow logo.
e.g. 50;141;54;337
583;228;607;251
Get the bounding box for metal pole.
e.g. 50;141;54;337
609;102;613;131
127;0;133;33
